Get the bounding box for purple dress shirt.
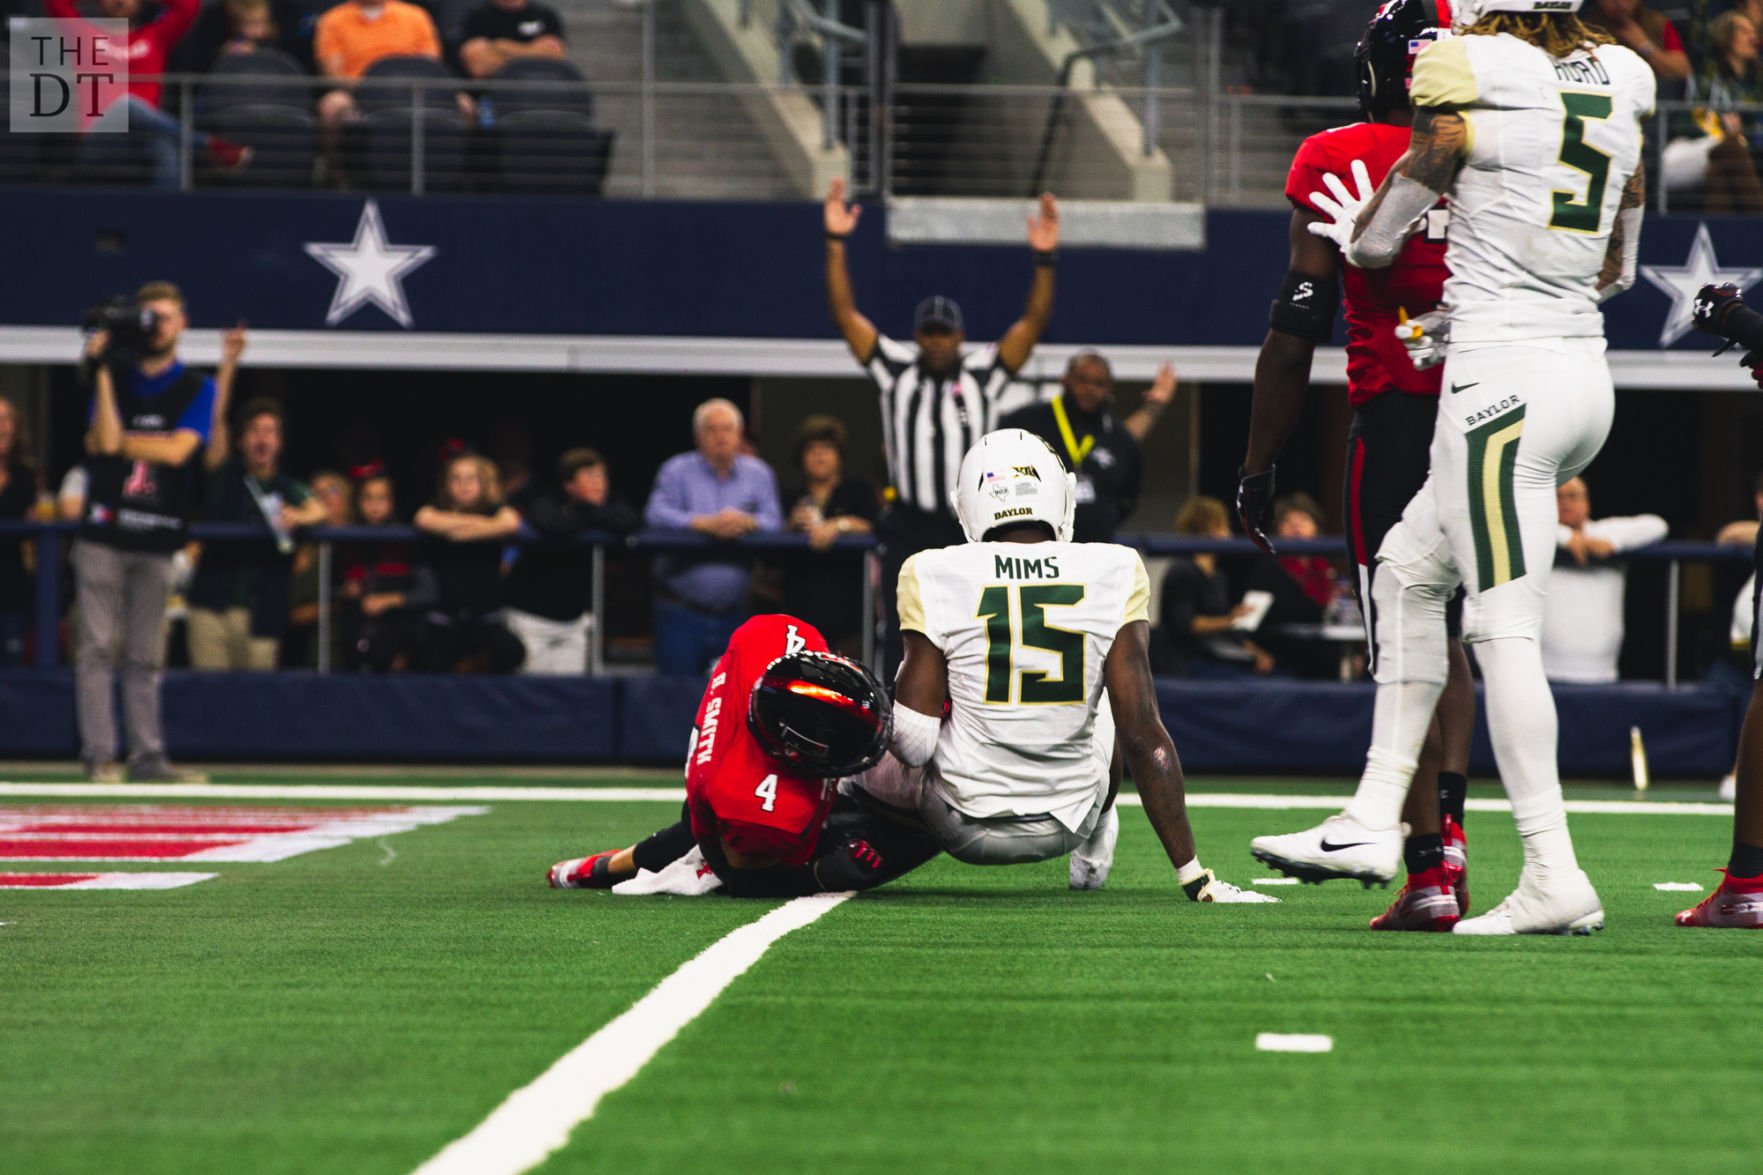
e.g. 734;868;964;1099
643;451;782;611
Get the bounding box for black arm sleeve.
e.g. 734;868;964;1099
1268;268;1340;343
1722;303;1763;361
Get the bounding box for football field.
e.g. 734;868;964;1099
1;769;1754;1175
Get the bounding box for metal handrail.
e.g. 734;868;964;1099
1029;17;1186;195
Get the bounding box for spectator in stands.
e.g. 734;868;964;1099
1153;496;1273;678
1245;493;1337;680
414;453;524;673
314;0;456;174
75;281;217;782
342;470;435;672
779;415;876;657
1540;477;1668;684
1582;0;1691;83
45;0;251;186
284;469;353;668
187;397;328;670
503;448;639;674
175;0;308;71
0;396;40;667
644;398;782;675
1000;354;1177;543
1668;9;1763;211
457;0;566;80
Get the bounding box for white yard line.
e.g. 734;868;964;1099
0;782;1732;816
411;893;850;1175
1255;1033;1334;1054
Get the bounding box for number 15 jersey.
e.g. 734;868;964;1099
897;541;1149;832
1410;33;1654;345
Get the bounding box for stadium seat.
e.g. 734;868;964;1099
493;110;614;195
200;49;311;112
203;104;318;188
358;106;469;192
357;55;460;116
483;59;608;195
486;57;593;120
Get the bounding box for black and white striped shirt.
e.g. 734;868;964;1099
866;335;1015;516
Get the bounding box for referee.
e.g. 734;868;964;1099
823;178;1060;679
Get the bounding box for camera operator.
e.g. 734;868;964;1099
74;281;219;783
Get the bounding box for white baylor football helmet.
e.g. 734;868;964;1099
953;428;1077;544
1451;0;1582;27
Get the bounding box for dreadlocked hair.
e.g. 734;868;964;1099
1462;13;1615;58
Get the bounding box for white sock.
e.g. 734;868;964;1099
1475;636;1579;881
1344;559;1449;831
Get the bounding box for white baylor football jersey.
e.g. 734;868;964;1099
897;541;1150;831
1410;32;1655;343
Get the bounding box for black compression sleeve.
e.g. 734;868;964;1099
1268;269;1339;342
1722;303;1763;360
630;814;697;873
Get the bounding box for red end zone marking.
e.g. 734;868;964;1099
0;871;217;890
0;805;486;863
0;836;250;859
0;872;99;887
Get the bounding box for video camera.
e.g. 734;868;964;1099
81;296;160;365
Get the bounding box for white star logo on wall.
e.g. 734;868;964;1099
303;200;438;329
1639;223;1763;348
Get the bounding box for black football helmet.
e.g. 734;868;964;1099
748;651;892;778
1355;0;1451;121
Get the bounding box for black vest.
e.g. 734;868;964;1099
82;366;206;554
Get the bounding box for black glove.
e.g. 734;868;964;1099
1236;465;1277;554
1694;283;1746;339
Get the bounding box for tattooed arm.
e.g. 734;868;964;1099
1340;106;1468;270
1597;169;1646;303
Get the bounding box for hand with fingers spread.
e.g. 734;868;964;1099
1305;158;1378;255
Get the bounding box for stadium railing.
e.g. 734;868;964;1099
0;520;1746;686
8;63;1754;209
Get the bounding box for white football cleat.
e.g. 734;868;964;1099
1719;773;1737;803
1453;869;1604;936
1069;806;1120;891
1249;814;1401;887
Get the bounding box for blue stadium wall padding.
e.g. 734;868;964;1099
0;671;1738;775
1157;679;1739;779
0;671;80;755
156;672;619;762
0;189;1752;353
616;674;704;765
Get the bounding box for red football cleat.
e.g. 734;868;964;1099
1443;813;1470;916
1675;869;1763;928
1369;864;1460;932
547;850;620;890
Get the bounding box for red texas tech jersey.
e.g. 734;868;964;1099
685;614;837;866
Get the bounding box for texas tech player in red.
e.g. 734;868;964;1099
549;614;923;897
1237;0;1477;931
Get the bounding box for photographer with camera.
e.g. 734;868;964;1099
74;282;219;783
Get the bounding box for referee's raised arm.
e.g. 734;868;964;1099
997;191;1060;374
824;179;879;363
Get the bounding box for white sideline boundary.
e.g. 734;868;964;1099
411;893;850;1175
0;782;1733;816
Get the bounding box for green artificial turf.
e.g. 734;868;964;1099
0;778;1754;1175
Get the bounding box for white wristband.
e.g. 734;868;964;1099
890;703;940;768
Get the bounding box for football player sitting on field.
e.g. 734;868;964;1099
844;429;1269;902
549;614;939;897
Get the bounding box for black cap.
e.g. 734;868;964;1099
914;295;964;334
